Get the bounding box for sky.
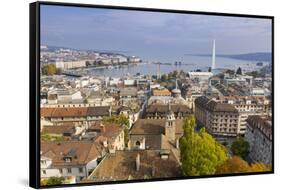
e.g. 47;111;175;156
41;5;272;60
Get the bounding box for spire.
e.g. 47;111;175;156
211;39;216;70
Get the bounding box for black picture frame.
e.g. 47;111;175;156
30;1;274;189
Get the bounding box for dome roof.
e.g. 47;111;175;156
172;88;181;94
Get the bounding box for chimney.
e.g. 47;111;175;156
100;123;105;133
109;105;112;117
176;138;179;149
136;153;140;171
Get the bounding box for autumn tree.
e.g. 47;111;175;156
42;64;57;75
216;156;250;174
231;137;249;159
216;156;271;174
249;162;271;172
180;115;228;176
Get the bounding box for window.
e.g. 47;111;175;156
67;168;72;173
65;158;71;163
41;160;46;165
79;168;83;173
42;170;46;174
59;169;63;174
136;141;141;146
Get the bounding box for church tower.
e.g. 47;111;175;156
165;103;176;142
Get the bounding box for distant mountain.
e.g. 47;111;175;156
219;53;272;62
187;52;272;62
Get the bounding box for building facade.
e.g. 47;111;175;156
245;115;272;164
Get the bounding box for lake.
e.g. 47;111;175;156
68;55;268;78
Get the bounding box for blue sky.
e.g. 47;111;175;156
41;5;272;60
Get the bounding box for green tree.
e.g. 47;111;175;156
161;74;168;82
86;61;91;67
103;114;130;146
225;69;235;75
46;177;64;186
83;98;88;104
231;137;249;159
245;71;259;78
236;67;242;75
42;64;57;75
180;115;228;176
56;68;62;75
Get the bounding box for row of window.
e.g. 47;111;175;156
212;123;238;127
213;115;238;118
212;128;237;132
42;167;84;175
213;119;238;122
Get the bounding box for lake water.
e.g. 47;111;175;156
69;55;268;78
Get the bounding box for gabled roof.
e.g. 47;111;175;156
146;104;192;114
130;119;183;135
87;150;182;182
195;96;238;113
42;125;76;135
41;141;100;167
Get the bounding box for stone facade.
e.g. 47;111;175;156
195;96;271;137
245;115;272;164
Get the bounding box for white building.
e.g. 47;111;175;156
48;89;83;104
188;72;213;81
40;142;100;182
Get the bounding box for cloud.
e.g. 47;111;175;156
40;5;272;54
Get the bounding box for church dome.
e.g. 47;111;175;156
172;88;181;94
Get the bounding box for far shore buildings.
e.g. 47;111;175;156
195;95;271;137
245;115;272;164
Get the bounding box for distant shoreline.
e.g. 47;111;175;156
185;52;272;62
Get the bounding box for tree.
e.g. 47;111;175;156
83;98;88;104
180;115;227;176
86;61;91;67
245;71;259;78
42;64;57;75
216;156;250;174
216;156;271;174
236;67;242;75
249;162;271;172
225;69;235;75
231;137;249;159
41;177;65;186
161;74;168;82
46;177;64;186
103;114;130;146
56;68;62;75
